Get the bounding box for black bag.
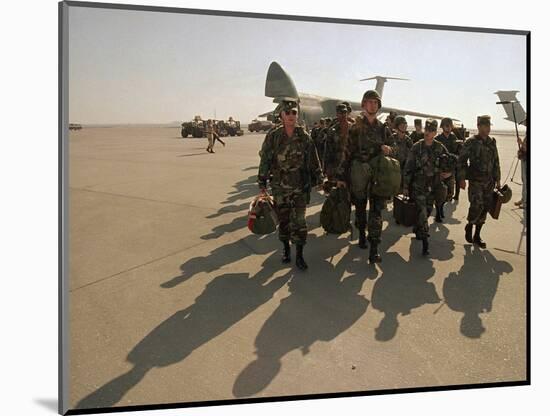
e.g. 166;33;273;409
393;194;417;227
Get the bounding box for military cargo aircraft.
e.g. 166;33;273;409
260;61;458;127
495;90;527;125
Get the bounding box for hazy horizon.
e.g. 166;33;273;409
69;6;527;131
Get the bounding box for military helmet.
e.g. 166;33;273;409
362;89;382;108
441;117;454;128
395;116;407;127
336;103;349;114
498;184;513;204
341;101;353;113
425;119;438;132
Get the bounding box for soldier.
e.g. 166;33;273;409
313;118;326;157
457;115;501;249
258;99;323;270
385;111;398;133
403;119;452;255
205;119;219;153
410;118;424;144
323;103;352;187
392;116;413;189
435;117;460;220
338;90;396;263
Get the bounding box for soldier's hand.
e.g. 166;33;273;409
459;180;466;190
496;181;501;189
259;187;267;195
381;145;391;156
440;172;452;179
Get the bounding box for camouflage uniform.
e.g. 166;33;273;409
403;133;450;240
457;129;501;227
436;129;460;201
323;107;351;182
258;125;323;245
410;119;424;144
340;113;396;245
392;132;413;171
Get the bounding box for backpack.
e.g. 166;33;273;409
248;195;278;235
320;186;352;234
370;155;402;198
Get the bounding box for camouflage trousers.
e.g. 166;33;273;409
274;192;308;245
442;174;456;202
354;196;385;244
467;179;495;225
412;178;447;239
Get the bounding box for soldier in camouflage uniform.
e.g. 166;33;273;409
337;90;396;263
206;119;219;153
312;118;326;159
258;99;323;270
403;119;452;255
435;117;460;221
323;103;351;187
409;119;424;144
392;116;413;192
457;115;501;249
341;101;355;124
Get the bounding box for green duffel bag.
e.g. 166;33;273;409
248;195;278;235
370;155;402;198
350;159;372;201
320;186;352;234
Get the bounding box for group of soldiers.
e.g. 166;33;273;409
258;90;501;269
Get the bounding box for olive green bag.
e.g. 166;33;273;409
370;155;402;198
320;186;352;234
350;159;372;201
248;195;278;235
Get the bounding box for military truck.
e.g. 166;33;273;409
181;115;206;138
248;119;273;132
224;116;244;136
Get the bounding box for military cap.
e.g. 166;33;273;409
395;115;407;126
414;118;422;126
425;119;438;132
341;101;353;113
477;115;492;126
441;117;453;127
336;103;349;113
362;89;382;107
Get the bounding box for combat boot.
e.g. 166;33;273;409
295;244;308;270
473;224;487;249
369;243;382;264
422;238;430;256
281;240;291;264
358;229;367;249
465;223;473;243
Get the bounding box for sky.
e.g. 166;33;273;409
68;6;527;130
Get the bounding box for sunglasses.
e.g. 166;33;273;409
284;109;298;115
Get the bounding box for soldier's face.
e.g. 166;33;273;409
362;99;379;115
425;130;437;141
397;123;407;134
478;124;491;136
443;125;453;134
281;109;298;126
415;124;422;132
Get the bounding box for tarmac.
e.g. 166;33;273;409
67;126;527;411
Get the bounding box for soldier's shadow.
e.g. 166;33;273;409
425;222;455;261
232;238;371;398
370;249;441;342
75;258;293;410
442;200;461;225
443;245;513;338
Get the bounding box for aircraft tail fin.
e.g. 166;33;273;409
359;76;409;99
495;90;527;125
265;62;299;102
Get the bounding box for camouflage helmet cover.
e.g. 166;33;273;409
361;89;382;108
395;115;407;127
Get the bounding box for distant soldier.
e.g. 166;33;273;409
392;116;413;189
338;90;396;263
409;118;424;144
435;117;460;220
311;120;323;154
403;119;452;255
323;103;352;186
385;111;398;133
205;119;219;153
457;115;501;248
258;99;323;270
341;101;355;124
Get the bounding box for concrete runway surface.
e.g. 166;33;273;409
67;126;527;410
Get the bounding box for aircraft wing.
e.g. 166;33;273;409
495;91;527;125
381;105;460;122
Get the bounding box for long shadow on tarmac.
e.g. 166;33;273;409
75;254;293;410
232;235;375;398
443;245;513;338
